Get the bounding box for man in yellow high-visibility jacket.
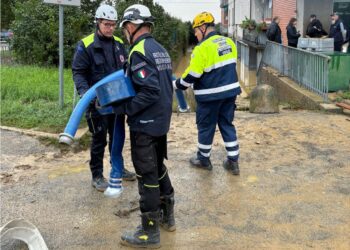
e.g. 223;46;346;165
174;12;241;175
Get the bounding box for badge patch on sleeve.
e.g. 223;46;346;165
137;69;147;79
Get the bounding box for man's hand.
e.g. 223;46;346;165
172;80;177;90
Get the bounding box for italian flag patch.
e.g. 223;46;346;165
137;69;147;79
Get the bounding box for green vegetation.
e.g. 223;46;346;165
11;0;101;66
1;0;15;30
334;90;350;102
38;132;91;153
0;65;80;132
340;91;350;100
239;17;257;30
3;0;189;134
11;0;188;66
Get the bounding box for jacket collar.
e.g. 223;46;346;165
200;31;217;44
93;31;114;48
130;33;152;51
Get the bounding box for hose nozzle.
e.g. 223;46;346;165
58;133;74;145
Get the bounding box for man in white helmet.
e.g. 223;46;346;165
112;4;175;248
72;4;136;195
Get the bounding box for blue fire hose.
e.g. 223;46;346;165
58;69;134;145
175;89;188;110
172;76;189;111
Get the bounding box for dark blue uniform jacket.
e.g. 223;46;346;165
114;34;173;137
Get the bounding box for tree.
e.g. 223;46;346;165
11;0;103;66
115;0;188;62
11;0;188;66
1;0;15;30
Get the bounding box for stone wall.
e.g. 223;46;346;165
258;66;324;110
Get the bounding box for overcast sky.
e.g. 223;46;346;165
154;0;221;23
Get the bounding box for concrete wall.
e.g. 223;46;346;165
296;0;305;34
228;0;235;37
258;67;324;110
251;0;273;22
231;0;251;39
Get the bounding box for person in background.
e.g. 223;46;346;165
286;17;300;48
174;12;241;175
329;12;348;52
306;14;327;38
72;5;136;194
267;16;282;44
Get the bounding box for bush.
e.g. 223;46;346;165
11;0;188;67
11;0;103;66
115;0;189;62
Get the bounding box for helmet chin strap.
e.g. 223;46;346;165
200;25;208;40
129;24;144;45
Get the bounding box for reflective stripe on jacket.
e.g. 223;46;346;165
176;32;241;102
72;32;127;97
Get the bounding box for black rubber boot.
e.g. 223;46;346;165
91;176;108;192
122;168;137;181
189;156;213;171
121;211;160;249
160;192;176;232
223;159;240;175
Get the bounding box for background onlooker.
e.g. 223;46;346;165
329;12;348;52
266;16;282;44
286;17;300;48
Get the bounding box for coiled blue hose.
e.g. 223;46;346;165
58;69;128;145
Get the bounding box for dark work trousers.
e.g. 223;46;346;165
130;131;174;213
86;109;116;179
288;42;297;48
334;41;343;52
196;96;239;163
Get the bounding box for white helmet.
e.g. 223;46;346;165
120;4;155;27
95;5;118;21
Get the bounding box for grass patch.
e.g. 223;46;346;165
0;65;85;133
332;91;350;103
339;91;350;100
280;101;304;110
38;132;91;153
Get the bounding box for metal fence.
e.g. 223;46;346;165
237;40;249;67
0;41;13;65
258;41;331;101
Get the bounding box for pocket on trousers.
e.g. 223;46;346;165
87;115;103;135
131;134;157;175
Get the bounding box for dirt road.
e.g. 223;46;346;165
1;110;350;249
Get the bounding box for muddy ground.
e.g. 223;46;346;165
1;110;350;249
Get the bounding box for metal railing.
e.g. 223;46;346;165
0;41;13;65
237;40;249;67
258;41;331;101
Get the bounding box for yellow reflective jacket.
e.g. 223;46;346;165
176;32;241;102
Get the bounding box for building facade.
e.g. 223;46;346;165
220;0;229;35
273;0;296;45
221;0;349;44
